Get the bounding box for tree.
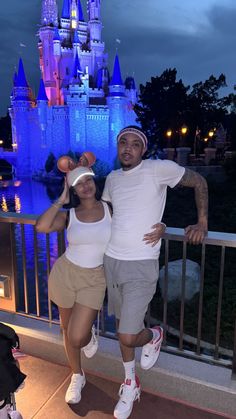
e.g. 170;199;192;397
135;68;190;149
135;69;236;152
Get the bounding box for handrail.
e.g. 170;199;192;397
1;212;236;247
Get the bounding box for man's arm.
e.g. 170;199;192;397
177;168;208;244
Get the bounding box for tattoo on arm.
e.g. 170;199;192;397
177;169;208;222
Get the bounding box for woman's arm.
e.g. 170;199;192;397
36;182;69;233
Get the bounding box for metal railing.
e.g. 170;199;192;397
0;212;236;374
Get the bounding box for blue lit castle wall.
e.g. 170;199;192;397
9;0;138;176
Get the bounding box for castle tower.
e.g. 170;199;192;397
41;0;58;26
87;0;105;76
10;58;34;175
67;53;87;151
39;1;59;105
71;0;79;29
107;54;126;164
34;79;49;172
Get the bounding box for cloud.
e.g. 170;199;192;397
1;0;236;116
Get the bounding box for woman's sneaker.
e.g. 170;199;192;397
114;376;141;419
65;372;86;404
82;325;98;358
140;326;163;370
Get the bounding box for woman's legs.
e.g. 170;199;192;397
59;304;98;374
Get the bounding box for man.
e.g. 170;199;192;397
102;126;208;419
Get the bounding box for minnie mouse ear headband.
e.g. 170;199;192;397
79;151;96;167
57;151;96;174
67;167;95;188
117;127;148;149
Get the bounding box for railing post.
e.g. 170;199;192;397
232;319;236;379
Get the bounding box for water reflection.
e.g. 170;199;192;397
0;178;62;319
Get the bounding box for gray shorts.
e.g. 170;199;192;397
104;255;159;334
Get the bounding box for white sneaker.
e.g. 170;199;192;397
140;326;163;370
114;377;141;419
65;372;86;404
82;325;98;358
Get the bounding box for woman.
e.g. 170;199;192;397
36;166;112;405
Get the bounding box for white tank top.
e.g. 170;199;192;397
65;202;112;268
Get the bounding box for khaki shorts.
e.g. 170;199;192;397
48;254;106;310
104;255;159;334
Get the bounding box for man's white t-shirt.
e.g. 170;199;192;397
102;159;185;260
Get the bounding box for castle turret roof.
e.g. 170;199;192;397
53;28;60;41
78;0;85;21
72;51;83;82
16;58;28;88
37;79;48;101
110;54;123;86
61;0;70;19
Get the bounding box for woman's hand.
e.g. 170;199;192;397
143;222;166;247
58;180;70;205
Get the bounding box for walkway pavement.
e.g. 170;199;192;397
14;354;235;419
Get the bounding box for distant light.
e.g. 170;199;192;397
14;181;22;187
181;125;188;135
15;194;21;213
0;140;3;145
166;130;172;137
208;130;214;137
204;137;208;142
1;196;8;212
12;143;18;149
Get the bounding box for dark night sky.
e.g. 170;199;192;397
1;0;236;116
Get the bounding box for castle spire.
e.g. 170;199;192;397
87;0;101;21
37;79;48;101
41;0;58;26
16;58;28;87
72;51;83;82
71;0;79;29
61;0;70;19
110;54;123;85
78;0;85;21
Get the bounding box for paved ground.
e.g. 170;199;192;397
14;355;236;419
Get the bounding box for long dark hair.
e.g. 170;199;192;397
63;177;102;209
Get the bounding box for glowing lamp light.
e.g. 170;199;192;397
12;143;18;149
166;130;172;138
15;194;21;213
0;140;3;145
1;196;8;212
204;137;208;143
181;125;188;135
208;130;214;137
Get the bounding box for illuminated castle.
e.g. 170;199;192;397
9;0;137;176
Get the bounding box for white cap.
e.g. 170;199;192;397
66;167;95;187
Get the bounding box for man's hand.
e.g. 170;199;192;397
143;223;166;247
185;222;207;245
